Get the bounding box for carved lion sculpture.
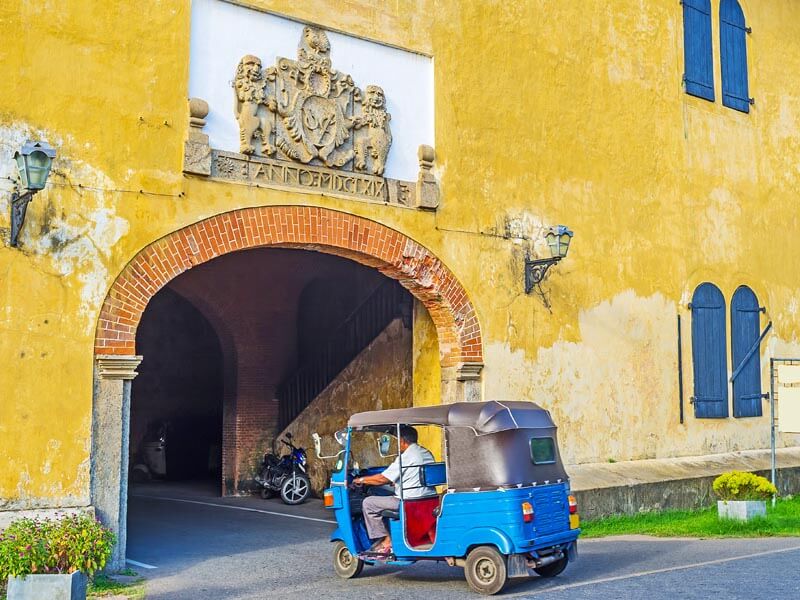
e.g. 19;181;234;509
354;85;392;176
234;55;275;156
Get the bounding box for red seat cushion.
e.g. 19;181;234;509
403;496;440;548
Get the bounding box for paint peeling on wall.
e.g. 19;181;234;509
485;291;800;465
0;123;130;335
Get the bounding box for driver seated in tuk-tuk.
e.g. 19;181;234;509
351;425;435;554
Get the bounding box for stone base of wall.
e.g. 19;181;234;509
0;505;94;531
570;447;800;520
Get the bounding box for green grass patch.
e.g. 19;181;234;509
581;495;800;538
88;573;146;599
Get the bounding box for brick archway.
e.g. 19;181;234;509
95;206;483;369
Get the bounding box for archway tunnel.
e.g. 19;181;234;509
128;247;419;497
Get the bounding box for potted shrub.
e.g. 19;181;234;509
713;471;777;521
0;513;115;600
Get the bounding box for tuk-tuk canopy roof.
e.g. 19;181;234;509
348;400;555;434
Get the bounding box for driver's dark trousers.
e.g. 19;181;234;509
362;495;400;539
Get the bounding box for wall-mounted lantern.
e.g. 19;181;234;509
524;225;574;295
10;140;56;247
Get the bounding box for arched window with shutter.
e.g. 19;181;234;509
682;0;714;101
691;283;728;418
720;0;751;112
731;286;763;417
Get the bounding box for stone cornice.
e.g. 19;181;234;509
95;355;143;380
457;362;484;382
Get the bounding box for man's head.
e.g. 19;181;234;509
398;425;418;451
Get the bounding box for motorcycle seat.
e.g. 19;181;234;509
380;509;401;520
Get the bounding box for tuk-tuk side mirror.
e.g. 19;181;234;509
334;429;347;446
312;432;345;460
378;434;397;458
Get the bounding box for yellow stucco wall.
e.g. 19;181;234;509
2;0;800;508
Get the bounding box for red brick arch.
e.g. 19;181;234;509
95;206;482;368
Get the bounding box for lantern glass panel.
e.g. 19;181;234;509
25;151;53;190
545;230;559;258
14;152;30;189
558;233;571;258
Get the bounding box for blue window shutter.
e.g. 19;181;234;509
731;286;762;417
720;0;751;112
683;0;714;101
691;283;728;418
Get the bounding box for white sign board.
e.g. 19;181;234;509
777;365;800;385
189;0;434;181
778;386;800;433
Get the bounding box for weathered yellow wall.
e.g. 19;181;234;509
2;0;800;509
412;300;443;459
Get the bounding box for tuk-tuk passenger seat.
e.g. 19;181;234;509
379;462;446;546
403;495;441;548
404;462;447;547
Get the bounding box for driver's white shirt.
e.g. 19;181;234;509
381;443;436;499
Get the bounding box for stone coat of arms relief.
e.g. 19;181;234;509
234;26;392;176
184;26;437;210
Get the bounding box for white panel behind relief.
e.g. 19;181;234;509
189;0;434;181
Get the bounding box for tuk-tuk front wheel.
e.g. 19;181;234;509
333;541;364;579
464;546;508;595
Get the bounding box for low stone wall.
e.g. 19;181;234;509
570;447;800;520
0;505;95;531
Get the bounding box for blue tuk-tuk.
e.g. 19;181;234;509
313;401;580;595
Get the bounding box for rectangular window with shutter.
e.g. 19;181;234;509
682;0;715;101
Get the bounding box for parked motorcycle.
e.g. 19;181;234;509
255;433;311;505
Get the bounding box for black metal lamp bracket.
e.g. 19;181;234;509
524;255;561;295
10;189;36;247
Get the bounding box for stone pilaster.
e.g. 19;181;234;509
91;355;142;572
441;362;484;404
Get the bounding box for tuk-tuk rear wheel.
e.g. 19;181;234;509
333;541;364;579
464;546;508;595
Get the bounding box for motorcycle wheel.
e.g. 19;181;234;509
280;472;311;505
260;487;275;499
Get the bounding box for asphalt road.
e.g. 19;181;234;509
127;482;800;599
